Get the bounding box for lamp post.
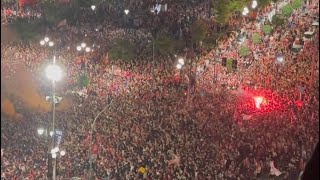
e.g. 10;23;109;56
37;127;51;178
88;100;112;179
45;57;62;180
51;148;66;179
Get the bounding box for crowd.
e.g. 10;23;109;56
1;0;319;179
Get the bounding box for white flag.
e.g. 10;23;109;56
242;114;252;120
168;154;180;166
269;161;282;176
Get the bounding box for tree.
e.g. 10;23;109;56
262;25;272;34
272;14;285;27
78;74;90;88
252;33;261;44
154;34;176;56
42;0;74;26
238;45;250;57
109;38;137;62
9;18;45;41
212;0;250;24
191;20;208;43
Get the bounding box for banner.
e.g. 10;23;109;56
19;0;37;7
55;129;63;147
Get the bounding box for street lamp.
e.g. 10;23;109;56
242;6;249;16
85;47;91;52
46;64;62;82
178;58;185;65
38;128;45;135
91;5;96;11
124;9;129;15
60;150;66;156
40;37;54;47
252;0;257;9
49;41;54;47
88;101;113;179
176;64;182;70
46;56;62;180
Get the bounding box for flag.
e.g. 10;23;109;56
168;154;180;166
242;114;252;120
269;161;282;176
54;129;63;147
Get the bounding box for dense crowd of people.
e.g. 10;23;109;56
1;0;319;179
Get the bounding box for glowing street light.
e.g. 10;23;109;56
52;153;57;159
124;9;129;15
49;41;54;47
178;58;185;65
91;5;96;11
85;47;91;52
244;7;249;13
242;6;249;16
44;37;50;42
53;147;59;153
45;64;62;82
252;0;258;9
37;128;45;135
81;43;86;48
176;64;182;70
76;46;82;51
49;131;54;137
40;40;45;46
60;150;66;156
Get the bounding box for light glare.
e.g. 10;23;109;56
49;41;54;47
60;150;66;156
37;128;44;135
178;58;184;65
176;64;182;70
45;64;62;82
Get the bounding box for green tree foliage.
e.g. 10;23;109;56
76;0;101;7
272;14;285;27
252;33;261;44
78;74;90;88
154;34;175;56
281;0;302;17
42;0;74;26
262;25;272;34
238;45;250;57
291;0;303;9
9;18;45;41
213;0;250;24
203;33;222;49
109;38;137;62
191;20;208;43
281;5;293;17
226;58;233;71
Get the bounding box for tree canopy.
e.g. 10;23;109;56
108;38;137;62
154;34;176;56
